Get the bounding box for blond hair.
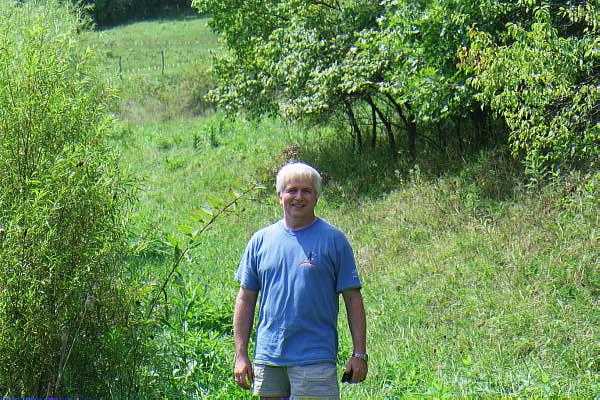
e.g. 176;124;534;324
276;162;322;197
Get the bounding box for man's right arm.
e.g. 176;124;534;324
233;286;258;389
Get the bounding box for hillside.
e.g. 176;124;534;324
99;15;599;399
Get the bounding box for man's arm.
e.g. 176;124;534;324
342;288;367;383
233;287;258;389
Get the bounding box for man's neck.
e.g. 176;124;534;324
283;215;316;231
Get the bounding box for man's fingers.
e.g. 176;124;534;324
360;366;368;381
354;369;365;383
358;368;367;382
344;361;352;373
352;368;360;383
240;374;250;389
349;360;367;383
248;365;255;382
234;371;250;389
243;364;253;387
233;359;254;390
242;369;252;388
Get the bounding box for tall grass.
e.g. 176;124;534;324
334;167;599;398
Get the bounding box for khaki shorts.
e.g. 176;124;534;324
253;362;340;399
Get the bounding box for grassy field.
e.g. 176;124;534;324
83;16;219;123
92;15;599;399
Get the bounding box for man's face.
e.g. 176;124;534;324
279;177;318;220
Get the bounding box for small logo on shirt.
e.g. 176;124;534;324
298;251;317;268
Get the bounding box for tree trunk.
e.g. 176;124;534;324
366;96;396;155
456;117;463;155
370;102;377;148
470;105;489;146
437;122;447;149
344;100;362;150
384;93;416;160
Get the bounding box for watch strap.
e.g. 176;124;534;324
352;352;368;362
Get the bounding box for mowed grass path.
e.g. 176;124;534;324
97;17;599;398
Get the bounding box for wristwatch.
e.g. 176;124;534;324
352;352;369;362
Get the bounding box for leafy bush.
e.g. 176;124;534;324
0;1;135;396
461;3;599;175
139;276;246;399
180;63;217;116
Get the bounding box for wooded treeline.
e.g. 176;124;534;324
73;0;194;26
194;0;599;175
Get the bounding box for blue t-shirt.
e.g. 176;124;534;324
235;217;361;366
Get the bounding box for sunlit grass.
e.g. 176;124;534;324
86;16;600;399
113;109;599;397
82;16;220;122
85;17;219;77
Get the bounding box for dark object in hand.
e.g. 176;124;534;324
341;371;352;383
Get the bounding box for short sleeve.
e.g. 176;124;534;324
235;235;260;291
334;232;362;293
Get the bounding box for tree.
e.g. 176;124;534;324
197;0;599;173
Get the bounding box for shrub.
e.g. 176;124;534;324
0;1;134;396
180;63;217;116
461;4;600;176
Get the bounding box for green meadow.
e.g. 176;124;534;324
92;15;598;399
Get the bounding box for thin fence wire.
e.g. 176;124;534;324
99;47;214;78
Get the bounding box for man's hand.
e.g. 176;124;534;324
344;356;368;383
342;288;368;383
234;353;254;389
233;287;257;390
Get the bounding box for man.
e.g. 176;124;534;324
234;162;367;399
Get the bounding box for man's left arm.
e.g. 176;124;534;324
342;288;367;383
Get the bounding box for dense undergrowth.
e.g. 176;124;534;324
0;1;136;396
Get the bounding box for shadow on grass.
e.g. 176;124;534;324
124;234;172;281
298;140;408;203
294;136;525;205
